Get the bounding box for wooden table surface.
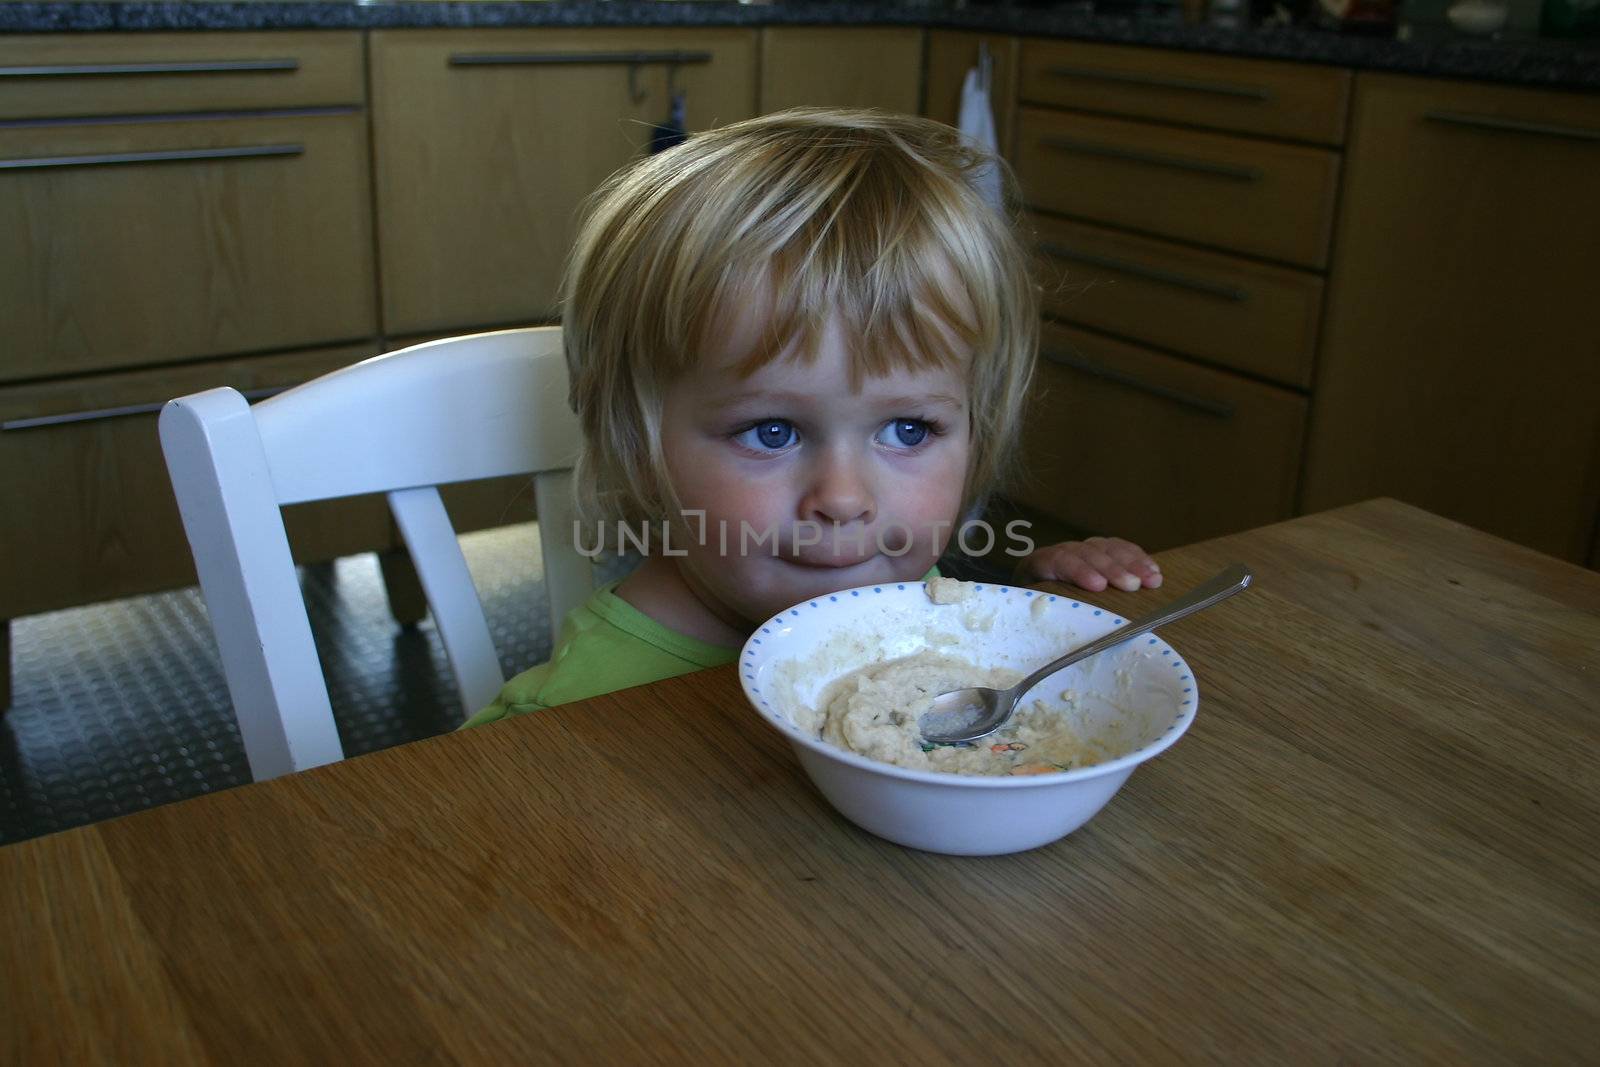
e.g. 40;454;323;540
4;499;1597;1062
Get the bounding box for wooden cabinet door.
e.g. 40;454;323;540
1015;323;1307;552
924;32;1017;157
370;28;758;337
1303;74;1600;563
0;344;389;618
759;28;923;115
0;112;377;382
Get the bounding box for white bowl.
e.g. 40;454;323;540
738;580;1197;856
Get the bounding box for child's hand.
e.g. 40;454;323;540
1017;537;1162;593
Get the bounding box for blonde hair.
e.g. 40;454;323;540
562;107;1038;528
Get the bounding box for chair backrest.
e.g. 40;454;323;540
159;326;590;781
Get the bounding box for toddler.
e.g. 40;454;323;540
464;108;1159;725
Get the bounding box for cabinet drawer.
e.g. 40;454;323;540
1017;106;1340;269
0;32;364;120
1032;214;1322;388
1014;323;1306;551
371;28;758;336
1020;40;1350;146
0;344;390;618
0;111;377;382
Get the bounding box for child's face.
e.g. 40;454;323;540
659;313;971;634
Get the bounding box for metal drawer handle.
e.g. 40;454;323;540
1042;348;1235;419
1041;136;1262;182
1424;110;1600;144
0;59;299;78
2;386;289;432
449;50;713;68
1038;242;1248;302
1044;65;1273;102
0;144;303;171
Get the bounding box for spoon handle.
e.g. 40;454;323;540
1011;564;1253;700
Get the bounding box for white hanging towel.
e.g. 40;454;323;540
957;49;1004;212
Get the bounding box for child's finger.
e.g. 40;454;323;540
1058;550;1110;592
1089;537;1163;589
1075;543;1139;592
1026;544;1108;592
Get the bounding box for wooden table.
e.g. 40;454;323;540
4;499;1597;1062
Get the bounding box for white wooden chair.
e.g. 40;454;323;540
159;326;590;781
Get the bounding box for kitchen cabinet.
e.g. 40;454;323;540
0;32;387;706
0;33;376;381
759;27;923;115
1010;39;1343;547
1302;74;1600;564
924;31;1019;159
370;28;758;337
1015;322;1307;551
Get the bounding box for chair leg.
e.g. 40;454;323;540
378;548;429;627
1;619;10;712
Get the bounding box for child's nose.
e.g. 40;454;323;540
802;451;875;526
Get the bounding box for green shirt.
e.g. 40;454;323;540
460;579;738;728
461;566;942;728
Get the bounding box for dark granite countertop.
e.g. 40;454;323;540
2;2;1597;93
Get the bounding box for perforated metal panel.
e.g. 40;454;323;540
0;523;639;846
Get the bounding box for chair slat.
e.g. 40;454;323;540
389;486;505;714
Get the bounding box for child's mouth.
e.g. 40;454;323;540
786;553;876;571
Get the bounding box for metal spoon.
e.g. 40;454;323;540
917;564;1253;747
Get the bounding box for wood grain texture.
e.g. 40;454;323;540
370;28;759;337
1302;74;1600;565
0;111;378;382
3;501;1596;1061
758;27;924;115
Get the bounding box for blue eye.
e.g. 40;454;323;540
736;419;796;451
878;419;931;448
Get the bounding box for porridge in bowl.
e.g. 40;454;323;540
808;651;1114;776
776;578;1145;778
